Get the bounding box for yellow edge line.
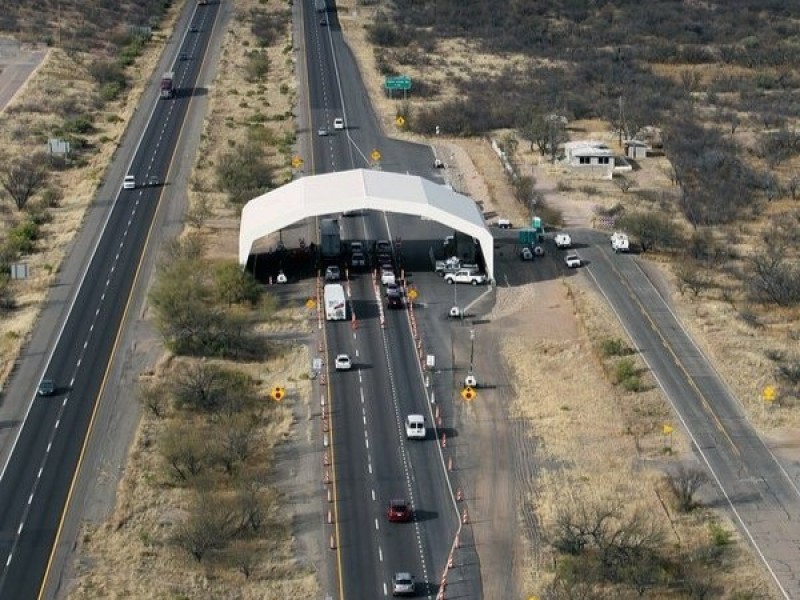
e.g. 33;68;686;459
36;6;221;598
604;255;741;458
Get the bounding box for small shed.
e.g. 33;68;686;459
624;140;649;159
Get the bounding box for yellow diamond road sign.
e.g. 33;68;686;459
371;149;382;162
407;288;418;300
461;386;476;401
271;386;286;401
306;298;316;309
395;115;406;127
291;156;303;168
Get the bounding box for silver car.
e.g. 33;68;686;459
392;572;415;596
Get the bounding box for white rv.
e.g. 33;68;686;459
324;283;346;321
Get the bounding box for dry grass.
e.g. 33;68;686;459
69;346;318;600
497;280;775;597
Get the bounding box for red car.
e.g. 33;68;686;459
387;499;412;522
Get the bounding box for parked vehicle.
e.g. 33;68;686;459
497;218;512;229
444;269;487;285
323;283;346;320
435;256;479;276
160;72;175;99
610;231;630;253
376;239;391;254
554;233;572;249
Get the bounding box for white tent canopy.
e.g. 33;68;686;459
238;169;495;279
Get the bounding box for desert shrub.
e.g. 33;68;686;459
6;219;39;255
666;466;708;512
600;338;632;357
215;139;274;205
251;8;289;47
244;50;270;82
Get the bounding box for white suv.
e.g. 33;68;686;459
333;117;345;130
122;175;136;189
405;415;426;439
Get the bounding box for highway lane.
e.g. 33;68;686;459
575;230;800;598
0;3;221;598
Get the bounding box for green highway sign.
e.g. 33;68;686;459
384;76;412;91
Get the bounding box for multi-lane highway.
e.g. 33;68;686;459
305;1;800;592
304;3;484;598
0;2;221;598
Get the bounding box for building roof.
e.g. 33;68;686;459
564;140;614;157
238;169;495;279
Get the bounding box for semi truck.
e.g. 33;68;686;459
324;283;346;321
320;218;341;259
160;72;175;99
315;0;326;12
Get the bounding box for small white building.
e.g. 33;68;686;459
563;140;632;179
624;139;649;159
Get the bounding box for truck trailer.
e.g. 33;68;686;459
320;218;341;259
160;72;175;99
324;283;346;321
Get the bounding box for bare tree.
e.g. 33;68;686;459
161;422;207;482
674;261;709;298
666;466;709;512
138;380;167;418
0;153;49;211
173;491;234;561
614;175;633;194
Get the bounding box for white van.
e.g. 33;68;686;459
123;175;136;190
405;415;426;440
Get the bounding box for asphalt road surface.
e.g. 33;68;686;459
0;3;221;598
574;230;800;599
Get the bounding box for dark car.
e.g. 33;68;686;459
37;379;56;397
387;499;412;522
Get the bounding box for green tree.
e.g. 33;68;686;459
213;261;261;306
617;211;684;252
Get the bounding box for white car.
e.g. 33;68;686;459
334;354;352;370
381;267;396;286
565;254;582;268
554;233;572;249
405;415;426;439
333;117;345;130
122;175;136;189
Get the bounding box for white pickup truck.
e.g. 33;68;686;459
435;256;478;276
444;269;487;285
